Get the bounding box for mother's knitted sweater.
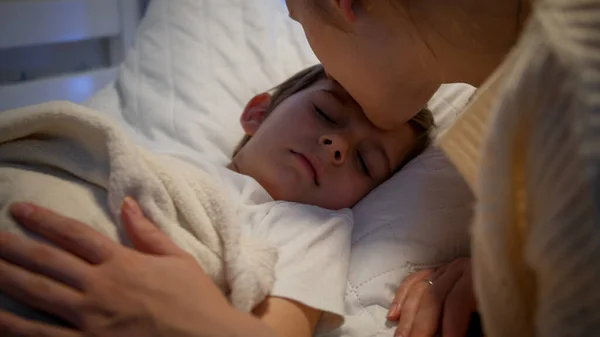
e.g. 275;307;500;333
440;0;600;336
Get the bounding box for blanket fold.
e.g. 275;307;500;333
0;101;277;313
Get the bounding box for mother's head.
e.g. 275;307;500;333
286;0;528;128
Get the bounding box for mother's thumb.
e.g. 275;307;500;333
121;197;185;256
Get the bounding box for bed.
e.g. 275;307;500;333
85;0;476;336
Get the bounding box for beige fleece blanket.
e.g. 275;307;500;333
0;101;277;316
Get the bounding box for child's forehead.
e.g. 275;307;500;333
306;79;362;110
307;79;391;130
309;80;416;158
309;78;349;95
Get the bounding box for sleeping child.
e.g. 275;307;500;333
0;64;434;336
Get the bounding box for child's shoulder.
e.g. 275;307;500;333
247;201;353;252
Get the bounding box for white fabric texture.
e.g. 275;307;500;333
0;101;277;314
178;153;353;333
84;0;477;336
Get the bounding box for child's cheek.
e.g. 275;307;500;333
330;173;370;209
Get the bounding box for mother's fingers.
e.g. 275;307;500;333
426;263;450;284
0;310;79;337
388;269;434;320
10;203;119;264
441;265;476;337
0;260;83;324
0;232;90;290
408;259;471;337
394;280;430;337
427;259;467;301
121;197;188;257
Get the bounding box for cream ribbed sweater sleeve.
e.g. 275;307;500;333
439;1;600;336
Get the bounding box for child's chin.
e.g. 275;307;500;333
259;174;306;202
266;187;310;206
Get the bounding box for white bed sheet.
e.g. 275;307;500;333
85;1;476;336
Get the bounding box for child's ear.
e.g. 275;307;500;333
240;93;272;136
335;0;357;22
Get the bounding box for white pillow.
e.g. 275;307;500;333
86;1;476;336
87;0;318;164
336;89;475;337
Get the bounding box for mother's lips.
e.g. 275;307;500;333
290;150;320;186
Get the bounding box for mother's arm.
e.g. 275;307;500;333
0;200;310;337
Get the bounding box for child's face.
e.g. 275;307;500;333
233;79;416;210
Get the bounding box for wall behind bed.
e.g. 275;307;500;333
0;0;147;111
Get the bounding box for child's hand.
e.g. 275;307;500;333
0;199;274;337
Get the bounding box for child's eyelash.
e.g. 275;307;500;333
313;105;336;124
358;152;371;178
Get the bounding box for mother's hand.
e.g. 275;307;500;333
387;258;477;337
0;199;274;337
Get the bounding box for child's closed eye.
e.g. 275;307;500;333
313;104;337;125
357;152;372;178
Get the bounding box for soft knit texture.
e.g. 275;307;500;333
440;0;600;336
0;101;277;317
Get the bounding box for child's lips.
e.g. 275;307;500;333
290;150;320;186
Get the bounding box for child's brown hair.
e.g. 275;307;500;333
233;64;435;170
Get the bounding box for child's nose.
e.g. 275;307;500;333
319;134;349;165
